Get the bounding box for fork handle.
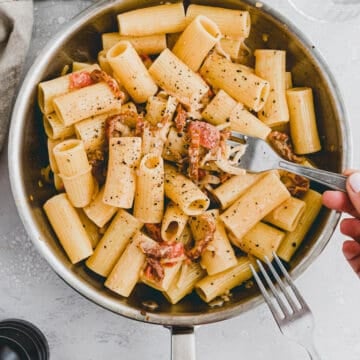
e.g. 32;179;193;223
278;160;347;192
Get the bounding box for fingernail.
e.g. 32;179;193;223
348;172;360;193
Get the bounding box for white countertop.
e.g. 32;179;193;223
1;1;360;359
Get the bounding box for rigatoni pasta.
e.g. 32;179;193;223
195;257;253;303
161;202;189;242
43;193;93;264
43;113;74;140
221;171;291;242
149;48;210;109
53;82;122;126
190;210;237;275
86;209;143;277
107;41;158;103
277;190;323;262
102;32;167;54
230;222;285;262
255;49;289;127
38;1;325;306
83;187;118;228
53;139;96;207
186;4;251;38
117;3;186;36
38;63;100;115
164;164;210;216
200;52;270;112
263;196;306;232
286;87;321;154
105;231;147;297
103;137;141;208
172;15;221;72
133;154;164;223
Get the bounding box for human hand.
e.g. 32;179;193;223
322;171;360;276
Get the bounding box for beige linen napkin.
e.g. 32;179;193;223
0;0;33;151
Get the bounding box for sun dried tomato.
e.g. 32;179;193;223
69;71;94;90
188;121;220;150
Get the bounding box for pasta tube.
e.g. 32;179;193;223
83;187;118;228
201;89;237;126
145;94;177;126
148;48;209;109
230;103;271;140
75;112;115;152
53;82;122;126
60;168;96;208
72;62;93;72
43;113;74;140
277;190;322;262
161;202;189;242
286;87;321;154
285;71;293;90
53;139;96;207
47;138;62;174
163;262;206;304
103;137;142;208
102;32;167;54
219;37;243;60
186;4;251;38
117;3;186;36
86;209;143;277
212;172;264;209
105;231;147;297
164;164;210;216
107;41;158;103
53;139;89;177
190;210;237;275
53;173;64;192
263;196;306;232
231;222;284;261
141;261;183;292
200;52;270;112
75;208;101;248
255;50;289;127
97;50;113;75
172;15;221;72
37;63;100;114
162;127;187;162
220;171;290;241
202;89;271;139
133;154;164;223
195;257;253;303
43;193;93;264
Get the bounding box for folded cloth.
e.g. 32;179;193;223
0;0;33;151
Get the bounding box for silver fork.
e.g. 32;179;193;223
250;253;321;360
227;131;347;192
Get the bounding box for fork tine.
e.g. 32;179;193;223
255;259;291;318
226;139;245;148
250;264;283;321
273;252;309;310
230;131;248;142
264;256;299;313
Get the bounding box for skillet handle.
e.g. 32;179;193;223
278;160;348;192
171;326;196;360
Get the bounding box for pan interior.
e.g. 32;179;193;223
11;0;346;326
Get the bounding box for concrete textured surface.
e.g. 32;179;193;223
1;0;360;359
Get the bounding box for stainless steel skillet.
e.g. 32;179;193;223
8;0;351;358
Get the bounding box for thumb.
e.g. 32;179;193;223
347;172;360;215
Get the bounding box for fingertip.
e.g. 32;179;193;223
322;190;345;210
348;172;360;193
347;173;360;213
342;240;360;260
